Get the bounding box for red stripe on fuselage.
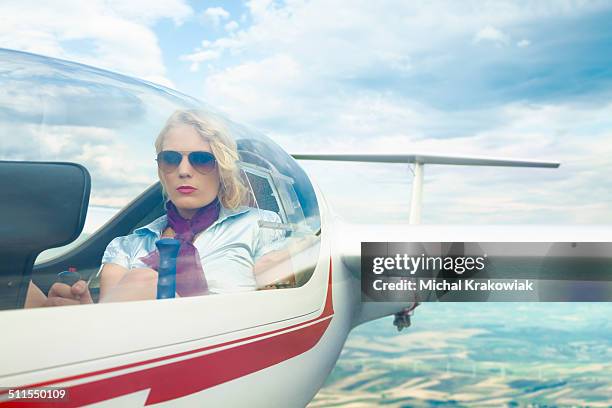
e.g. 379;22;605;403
2;259;334;407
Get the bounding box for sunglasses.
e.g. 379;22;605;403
156;150;217;175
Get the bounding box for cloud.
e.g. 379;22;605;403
473;26;510;46
181;49;221;72
103;0;192;25
7;1;610;223
183;0;612;223
0;0;193;87
0;49;194;208
203;54;304;120
0;120;156;207
225;21;239;32
192;0;612;112
517;39;530;47
0;49;148;127
201;7;230;26
333;100;612;224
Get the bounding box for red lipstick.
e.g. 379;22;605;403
177;185;197;194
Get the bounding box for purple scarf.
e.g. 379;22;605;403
140;199;220;297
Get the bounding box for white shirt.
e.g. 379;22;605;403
101;205;285;294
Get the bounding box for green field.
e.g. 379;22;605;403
310;303;612;407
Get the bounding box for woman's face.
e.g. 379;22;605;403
158;124;220;219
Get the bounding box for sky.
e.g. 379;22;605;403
2;0;612;224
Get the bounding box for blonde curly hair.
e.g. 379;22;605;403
155;110;248;209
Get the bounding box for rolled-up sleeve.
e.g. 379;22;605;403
101;236;131;269
253;211;287;260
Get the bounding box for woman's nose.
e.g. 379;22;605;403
177;155;194;177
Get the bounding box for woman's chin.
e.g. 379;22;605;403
171;195;214;210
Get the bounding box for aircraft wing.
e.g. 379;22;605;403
293;152;559;224
292;153;559;168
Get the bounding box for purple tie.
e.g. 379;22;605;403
140;199;220;297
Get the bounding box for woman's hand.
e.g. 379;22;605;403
24;280;92;308
45;280;93;306
24;264;159;307
99;267;158;303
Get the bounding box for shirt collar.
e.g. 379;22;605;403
134;202;250;237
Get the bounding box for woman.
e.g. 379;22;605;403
25;110;284;307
